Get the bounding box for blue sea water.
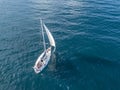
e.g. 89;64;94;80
0;0;120;90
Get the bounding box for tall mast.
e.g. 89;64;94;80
40;19;46;51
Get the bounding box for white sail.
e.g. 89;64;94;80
43;23;56;47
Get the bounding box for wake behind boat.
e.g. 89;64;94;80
33;19;56;74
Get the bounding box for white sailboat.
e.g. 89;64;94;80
33;19;56;74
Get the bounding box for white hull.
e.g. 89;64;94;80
33;47;51;73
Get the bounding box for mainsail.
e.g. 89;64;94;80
43;23;56;48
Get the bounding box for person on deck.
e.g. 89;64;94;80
37;61;42;69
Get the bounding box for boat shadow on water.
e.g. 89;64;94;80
46;52;120;87
47;53;57;72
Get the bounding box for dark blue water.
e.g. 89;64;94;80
0;0;120;90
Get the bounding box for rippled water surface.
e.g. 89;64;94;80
0;0;120;90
